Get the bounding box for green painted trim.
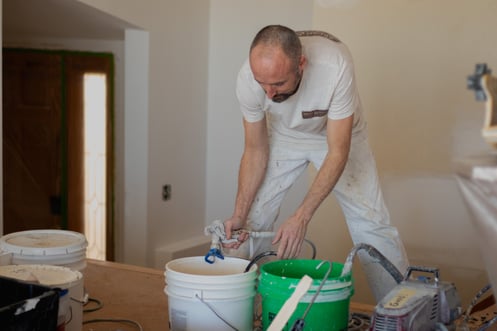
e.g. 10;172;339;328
107;53;116;259
60;54;68;230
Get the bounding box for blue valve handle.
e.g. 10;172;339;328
204;248;224;264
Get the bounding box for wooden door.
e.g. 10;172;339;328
3;51;63;233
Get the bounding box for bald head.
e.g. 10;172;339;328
249;25;305;103
250;25;302;71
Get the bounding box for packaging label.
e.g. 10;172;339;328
384;288;416;309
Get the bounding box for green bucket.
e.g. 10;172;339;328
258;259;353;331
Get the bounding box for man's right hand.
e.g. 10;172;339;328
223;216;249;249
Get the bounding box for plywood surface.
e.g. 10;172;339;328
81;259;496;330
82;259;168;331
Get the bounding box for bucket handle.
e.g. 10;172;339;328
70;291;89;305
194;293;239;331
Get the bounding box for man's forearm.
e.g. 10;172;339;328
295;149;348;224
232;147;269;221
293;115;353;223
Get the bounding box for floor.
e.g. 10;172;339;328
348;312;371;330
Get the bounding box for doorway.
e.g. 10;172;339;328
2;49;114;261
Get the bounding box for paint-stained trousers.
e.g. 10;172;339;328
231;132;410;302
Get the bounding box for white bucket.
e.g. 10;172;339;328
164;256;257;331
0;264;84;331
0;229;88;272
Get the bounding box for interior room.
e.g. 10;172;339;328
1;0;497;330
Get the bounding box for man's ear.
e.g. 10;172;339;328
299;55;307;70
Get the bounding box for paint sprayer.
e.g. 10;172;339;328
204;219;279;264
204;220;465;330
343;244;463;331
204;220;316;264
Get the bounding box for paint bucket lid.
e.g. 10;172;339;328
0;264;83;287
0;229;87;257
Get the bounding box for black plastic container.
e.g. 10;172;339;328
0;275;60;331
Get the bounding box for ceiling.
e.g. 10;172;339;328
3;0;138;41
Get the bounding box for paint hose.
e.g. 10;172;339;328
340;243;404;284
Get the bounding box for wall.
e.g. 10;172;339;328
310;0;497;305
79;0;210;267
122;30;149;264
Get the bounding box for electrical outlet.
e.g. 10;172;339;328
162;184;171;201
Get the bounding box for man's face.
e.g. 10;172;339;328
250;46;304;103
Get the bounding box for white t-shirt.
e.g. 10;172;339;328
236;35;366;148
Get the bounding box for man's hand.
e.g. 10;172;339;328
222;216;250;249
272;215;308;259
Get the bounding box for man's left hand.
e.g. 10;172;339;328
272;215;308;259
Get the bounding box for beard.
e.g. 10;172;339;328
272;91;295;103
271;73;302;103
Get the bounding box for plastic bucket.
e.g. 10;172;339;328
258;259;354;331
0;229;88;272
0;264;84;331
165;256;257;331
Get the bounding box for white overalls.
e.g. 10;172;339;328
234;32;409;301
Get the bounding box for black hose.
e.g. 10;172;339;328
303;238;317;259
244;251;277;272
243;238;317;272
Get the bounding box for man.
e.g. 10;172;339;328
224;25;409;301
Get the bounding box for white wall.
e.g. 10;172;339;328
80;0;211;266
123;29;149;265
310;0;497;305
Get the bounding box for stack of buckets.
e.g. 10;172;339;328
164;256;354;331
0;229;88;331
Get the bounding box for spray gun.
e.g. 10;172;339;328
204;219;318;264
203;220;275;264
204;220;232;263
